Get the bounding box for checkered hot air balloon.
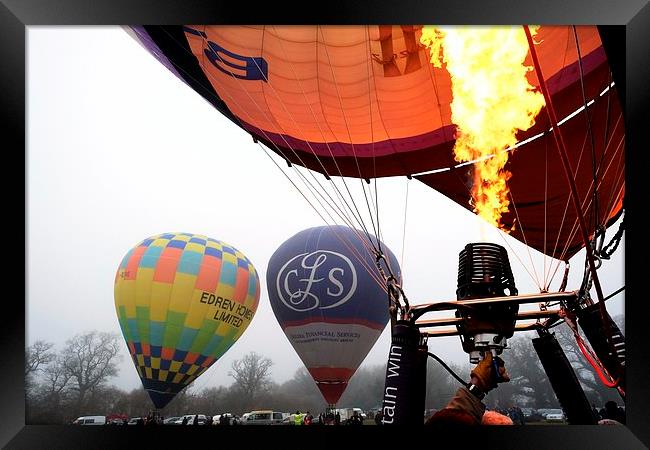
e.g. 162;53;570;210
114;232;260;409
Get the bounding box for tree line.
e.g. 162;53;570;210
26;317;623;424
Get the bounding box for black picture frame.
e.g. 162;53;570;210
3;0;649;448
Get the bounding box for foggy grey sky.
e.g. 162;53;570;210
27;26;624;393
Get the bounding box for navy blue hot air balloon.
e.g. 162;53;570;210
267;225;400;405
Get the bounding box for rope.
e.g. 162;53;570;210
507;188;543;290
400;179;410;277
572;26;600;237
157;27;388;287
603;286;624;302
562;310;621;390
543;130;549;287
376;254;409;314
254;26;377;250
558;262;570;292
201;26;378;257
318;26;381;252
599;215;624;259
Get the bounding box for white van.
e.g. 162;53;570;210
241;410;285;425
73;416;106;425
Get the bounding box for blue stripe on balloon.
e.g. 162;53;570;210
247;272;257;296
167;239;187;249
219;260;237;286
127;319;140;342
177;328;199;351
150;345;162;358
140;246;164;268
203;334;222;355
204;247;222;258
173;349;188;361
177;250;202;275
149;321;165;346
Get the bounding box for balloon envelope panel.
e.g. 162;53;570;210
129;25;606;177
114;232;260;409
266;226;399;404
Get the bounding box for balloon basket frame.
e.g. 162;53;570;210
409;291;580;337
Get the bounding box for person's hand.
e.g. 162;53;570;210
470;352;510;392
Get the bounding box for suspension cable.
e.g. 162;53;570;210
318;26;381;250
266;26;379;251
400;178;410;277
157;27;388;285
206;27;380;256
599;214;625;260
428;352;467;387
572;26;600;236
525;26;622;370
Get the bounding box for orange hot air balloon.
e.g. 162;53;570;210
126;25;623;264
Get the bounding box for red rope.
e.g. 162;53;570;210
575;331;620;388
560;308;623;392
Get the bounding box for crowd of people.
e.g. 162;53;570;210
296;410;363;425
593;401;626;425
106;410;368;426
97;354;626;428
423;353;625;426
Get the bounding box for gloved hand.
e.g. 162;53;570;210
470;352;510;392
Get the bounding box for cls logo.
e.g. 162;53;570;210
276;251;357;312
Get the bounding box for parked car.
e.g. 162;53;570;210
72;416;106;425
281;415;293;425
213;413;237;425
163;416;181;424
174;414;208;425
333;407;365;423
241;410;285;425
544;409;566;422
127;417;142;425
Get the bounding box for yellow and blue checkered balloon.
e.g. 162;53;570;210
114;232;260;409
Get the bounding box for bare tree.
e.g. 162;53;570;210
228;351;273;410
42;356;73;400
274;367;325;412
25;340;55;377
27;354;74;423
341;364;389;411
61;331;122;415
